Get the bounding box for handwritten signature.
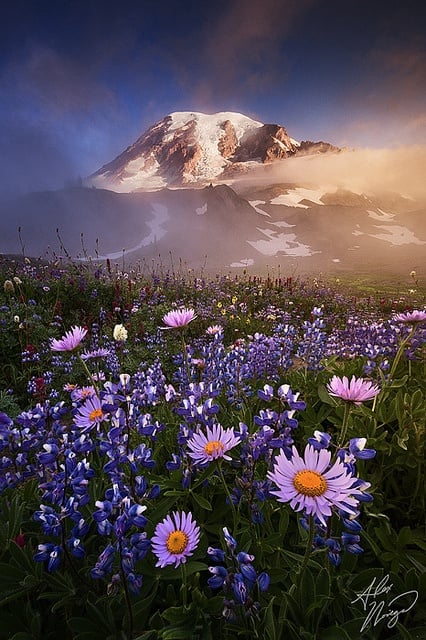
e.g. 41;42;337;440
351;574;418;633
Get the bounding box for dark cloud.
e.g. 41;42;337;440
170;0;315;107
0;119;76;195
5;46;118;116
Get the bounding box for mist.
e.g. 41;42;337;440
246;146;426;201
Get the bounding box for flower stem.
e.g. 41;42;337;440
119;541;134;637
337;401;352;449
181;562;188;608
79;355;99;394
181;331;191;389
296;514;315;590
388;325;417;383
217;461;238;532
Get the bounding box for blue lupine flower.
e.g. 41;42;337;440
91;544;115;578
68;536;85;558
232;573;248;604
308;430;332;450
240;563;257;584
257;571;270;592
223;527;237;550
34;543;63;572
208;565;229;589
127;504;148;528
349;438;376;459
207;547;226;563
236;551;255;564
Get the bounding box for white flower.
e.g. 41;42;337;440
3;280;14;293
113;324;128;342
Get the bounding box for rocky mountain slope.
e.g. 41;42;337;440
89;111;340;192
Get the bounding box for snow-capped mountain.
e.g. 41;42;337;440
89;111;339;192
2;110;424;277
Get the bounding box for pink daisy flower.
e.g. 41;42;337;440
187;423;240;465
268;444;366;526
151;511;200;568
326;375;380;404
162;308;197;328
50;325;87;351
393;310;426;324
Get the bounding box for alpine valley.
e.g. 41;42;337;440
1;111;425;276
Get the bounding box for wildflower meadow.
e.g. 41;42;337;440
0;256;425;639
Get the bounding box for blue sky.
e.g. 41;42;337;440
1;0;425;193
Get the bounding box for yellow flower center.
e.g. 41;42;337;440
89;408;103;422
204;440;224;456
293;470;327;497
166;530;189;554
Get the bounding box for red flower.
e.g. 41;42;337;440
14;532;26;547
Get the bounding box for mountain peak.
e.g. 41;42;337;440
89;111;339;192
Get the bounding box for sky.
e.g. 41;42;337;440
1;0;425;194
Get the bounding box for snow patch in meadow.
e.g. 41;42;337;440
249;200;270;216
248;228;318;257
271;220;295;228
370;225;426;246
229;258;255;268
196;203;208;215
367;209;395;221
271;188;325;208
98;203;169;259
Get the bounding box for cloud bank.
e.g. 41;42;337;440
247;146;426;201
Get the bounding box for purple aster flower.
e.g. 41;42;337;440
186;423;240;465
326;375;380;404
162;308;197;328
267;444;364;526
73;395;107;433
151;511;200;568
50;325;88;351
206;324;223;336
80;347;110;360
393;309;426;323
